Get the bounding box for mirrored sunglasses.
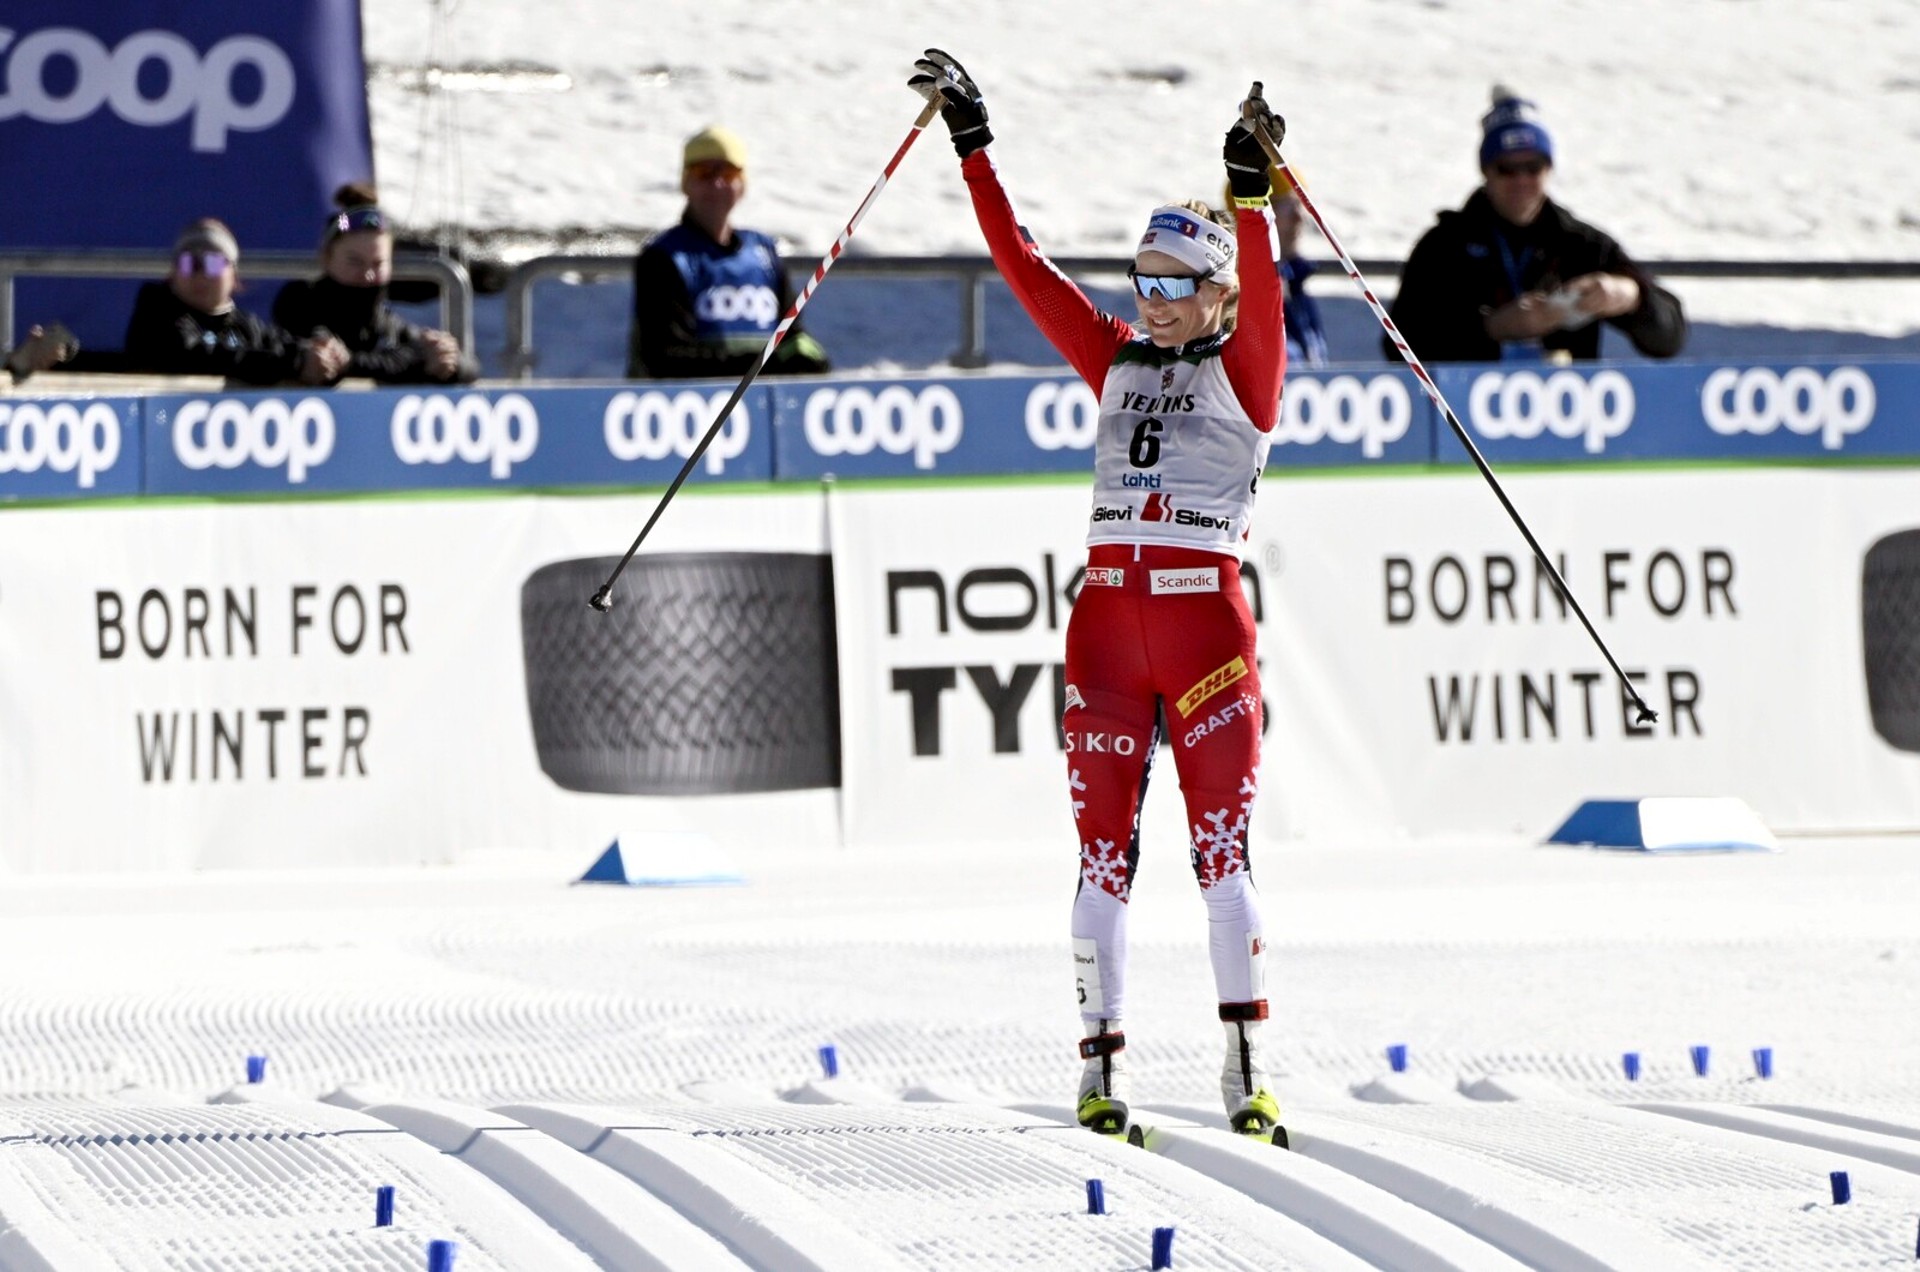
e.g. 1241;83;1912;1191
1128;266;1211;302
175;250;231;278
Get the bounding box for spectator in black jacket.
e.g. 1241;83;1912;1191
1386;88;1686;363
123;219;349;385
273;183;479;385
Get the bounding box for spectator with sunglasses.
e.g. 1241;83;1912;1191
627;126;830;380
273;183;479;385
911;50;1289;1146
122;219;349;385
1385;87;1686;363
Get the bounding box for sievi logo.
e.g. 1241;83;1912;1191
0;27;295;152
604;389;750;474
803;384;962;470
391;393;538;480
173;397;333;483
1701;366;1873;450
0;400;120;488
1468;369;1635;453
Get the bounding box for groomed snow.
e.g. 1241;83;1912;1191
3;832;1920;1267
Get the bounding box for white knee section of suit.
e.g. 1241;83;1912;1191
1202;869;1267;1004
1071;883;1128;1026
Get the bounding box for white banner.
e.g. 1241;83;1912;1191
830;470;1920;846
0;491;837;873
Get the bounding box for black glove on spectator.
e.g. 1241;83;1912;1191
910;48;994;159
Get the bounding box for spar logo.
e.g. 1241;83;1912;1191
604;390;750;474
802;384;962;470
391;394;538;480
694;284;779;326
1272;374;1414;458
0;401;121;489
1467;369;1634;453
1025;380;1099;450
1701;366;1874;450
0;27;295;152
173;397;333;483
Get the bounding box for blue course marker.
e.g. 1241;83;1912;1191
1386;1043;1408;1073
376;1185;395;1227
1623;1052;1641;1082
1086;1179;1105;1215
1151;1226;1176;1269
818;1044;839;1079
1829;1171;1851;1205
1690;1045;1711;1077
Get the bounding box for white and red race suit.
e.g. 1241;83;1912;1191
961;149;1286;1032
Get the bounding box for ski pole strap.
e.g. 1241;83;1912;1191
1219;1001;1270;1022
1078;1031;1127;1059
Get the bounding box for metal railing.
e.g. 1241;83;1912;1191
0;250;476;354
502;253;1920;381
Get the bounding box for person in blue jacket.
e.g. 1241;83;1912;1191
626;126;831;379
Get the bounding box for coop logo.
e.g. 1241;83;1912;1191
0;401;121;489
1468;369;1634;453
0;27;296;153
391;394;538;480
1701;366;1874;450
173;398;334;483
1025;380;1099;450
694;283;779;327
802;384;962;470
1272;374;1414;459
604;390;750;474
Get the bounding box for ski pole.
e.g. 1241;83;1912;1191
589;96;943;613
1245;101;1657;723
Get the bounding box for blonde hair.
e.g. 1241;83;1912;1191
1172;198;1240;333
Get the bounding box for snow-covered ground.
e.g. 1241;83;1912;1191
359;0;1920;342
4;832;1920;1267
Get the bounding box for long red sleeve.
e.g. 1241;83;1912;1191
961;150;1134;394
1221;203;1287;432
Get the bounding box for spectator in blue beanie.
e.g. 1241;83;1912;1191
1385;87;1686;363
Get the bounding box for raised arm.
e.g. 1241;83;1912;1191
1219;95;1289;432
913;49;1131;391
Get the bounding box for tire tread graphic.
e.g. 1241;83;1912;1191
521;553;841;793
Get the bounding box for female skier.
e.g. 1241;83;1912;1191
910;51;1288;1140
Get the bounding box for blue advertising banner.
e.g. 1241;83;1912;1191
772;374;1098;479
143;384;774;495
0;395;142;500
1267;368;1436;468
1430;360;1905;464
0;1;375;348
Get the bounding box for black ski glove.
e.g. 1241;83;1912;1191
1225;81;1286;200
910;48;994;159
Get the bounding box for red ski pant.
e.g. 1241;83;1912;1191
1065;543;1266;1026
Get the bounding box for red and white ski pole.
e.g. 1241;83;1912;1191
590;96;943;612
1246;113;1657;723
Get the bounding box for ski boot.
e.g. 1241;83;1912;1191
1221;1011;1289;1148
1076;1020;1139;1143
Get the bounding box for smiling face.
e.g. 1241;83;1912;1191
1131;248;1230;347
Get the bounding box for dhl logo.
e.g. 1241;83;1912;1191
1176;655;1249;717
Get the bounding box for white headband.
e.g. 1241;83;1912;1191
1135;205;1237;280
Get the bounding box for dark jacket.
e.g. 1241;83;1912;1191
1385;189;1687;362
122;282;309;385
627;212;829;379
272;277;479;384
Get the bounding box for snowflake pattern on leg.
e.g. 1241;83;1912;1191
1067;768;1087;823
1080;836;1131;900
1191;773;1259;887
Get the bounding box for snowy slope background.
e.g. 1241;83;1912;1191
357;0;1920;374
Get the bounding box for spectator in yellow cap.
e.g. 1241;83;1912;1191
627;125;831;379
